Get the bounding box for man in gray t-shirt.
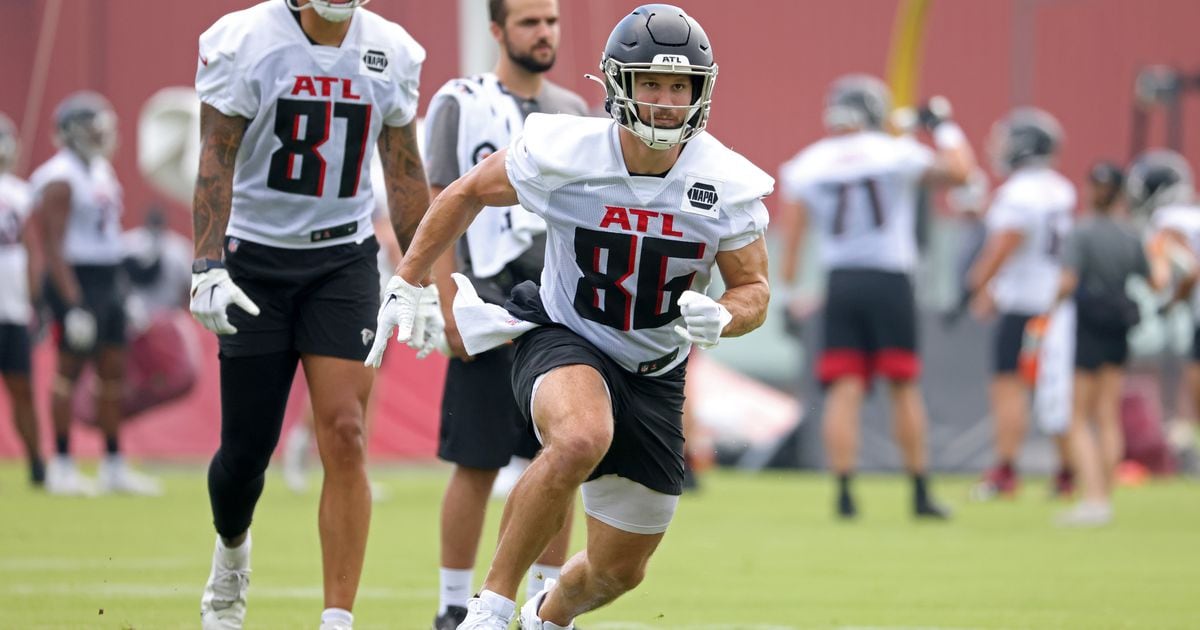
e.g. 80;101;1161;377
421;1;588;628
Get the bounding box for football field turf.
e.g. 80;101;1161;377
1;463;1196;629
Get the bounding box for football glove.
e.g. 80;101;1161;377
407;284;446;359
190;269;260;335
63;307;97;352
673;290;732;349
365;274;424;367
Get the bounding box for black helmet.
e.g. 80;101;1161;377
1126;149;1194;211
54;91;117;160
987;107;1062;175
598;4;717;149
823;74;891;131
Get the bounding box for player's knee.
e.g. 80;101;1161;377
215;445;272;480
318;411;366;462
592;560;646;596
545;428;610;474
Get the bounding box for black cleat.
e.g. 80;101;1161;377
432;605;467;630
914;497;952;520
836;490;858;520
30;458;46;487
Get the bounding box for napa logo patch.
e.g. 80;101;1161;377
681;175;723;218
361;48;388;74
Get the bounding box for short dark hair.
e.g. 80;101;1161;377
489;0;508;26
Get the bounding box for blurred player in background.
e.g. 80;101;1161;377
967;108;1076;500
1136;150;1200;481
0;113;45;487
31;92;162;497
191;0;428;627
778;76;972;519
422;0;588;626
368;5;772;627
1055;160;1151;526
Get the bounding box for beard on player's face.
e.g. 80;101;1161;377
504;36;556;74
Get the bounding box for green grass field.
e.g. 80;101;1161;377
1;462;1197;629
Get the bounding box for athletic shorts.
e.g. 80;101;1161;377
0;322;31;374
511;325;687;496
818;268;919;385
994;312;1033;374
439;344;540;469
219;236;380;361
1075;320;1129;371
44;264;127;353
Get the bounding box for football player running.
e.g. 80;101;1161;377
191;0;428;628
967;108;1077;500
778;76;972;520
0;113;46;488
422;0;589;628
31;93;163;497
367;5;772;628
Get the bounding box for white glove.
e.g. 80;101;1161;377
190;269;261;335
63;307;97;352
407;284;446;359
673;290;732;349
365;274;424;367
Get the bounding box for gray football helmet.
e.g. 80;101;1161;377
823;74;891;132
0;112;17;174
597;4;717;150
987;107;1062;175
1126;149;1194;211
55;91;117;160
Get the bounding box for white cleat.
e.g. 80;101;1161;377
458;591;516;630
201;535;251;629
45;457;98;497
518;578;573;630
98;457;165;496
1056;501;1113;528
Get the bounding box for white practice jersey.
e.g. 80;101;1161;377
506;114;772;375
195;0;424;249
0;173;33;324
985;166;1076;315
779;131;933;273
29;150;125;266
1150;203;1200;316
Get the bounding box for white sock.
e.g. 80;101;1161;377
321;607;353;627
527;563;561;600
478;590;515;620
217;532;251;567
283;424;312;463
439;567;473;613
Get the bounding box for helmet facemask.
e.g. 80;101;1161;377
286;0;370;23
603;54;717;150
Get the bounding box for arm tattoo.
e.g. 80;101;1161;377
193;104;247;260
378;122;431;251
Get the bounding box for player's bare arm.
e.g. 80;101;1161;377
713;236;771;337
778;197;809;286
923;139;975;187
378;122;431;251
193;103;247;260
37;181;80;306
426;183;472;360
967;229;1023;293
397;148;517;285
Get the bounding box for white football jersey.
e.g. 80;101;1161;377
506;114;772;375
1150;203;1200;316
0;173;33;324
29;150;125;266
985;166;1076;315
779;131;933;273
195;1;425;249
